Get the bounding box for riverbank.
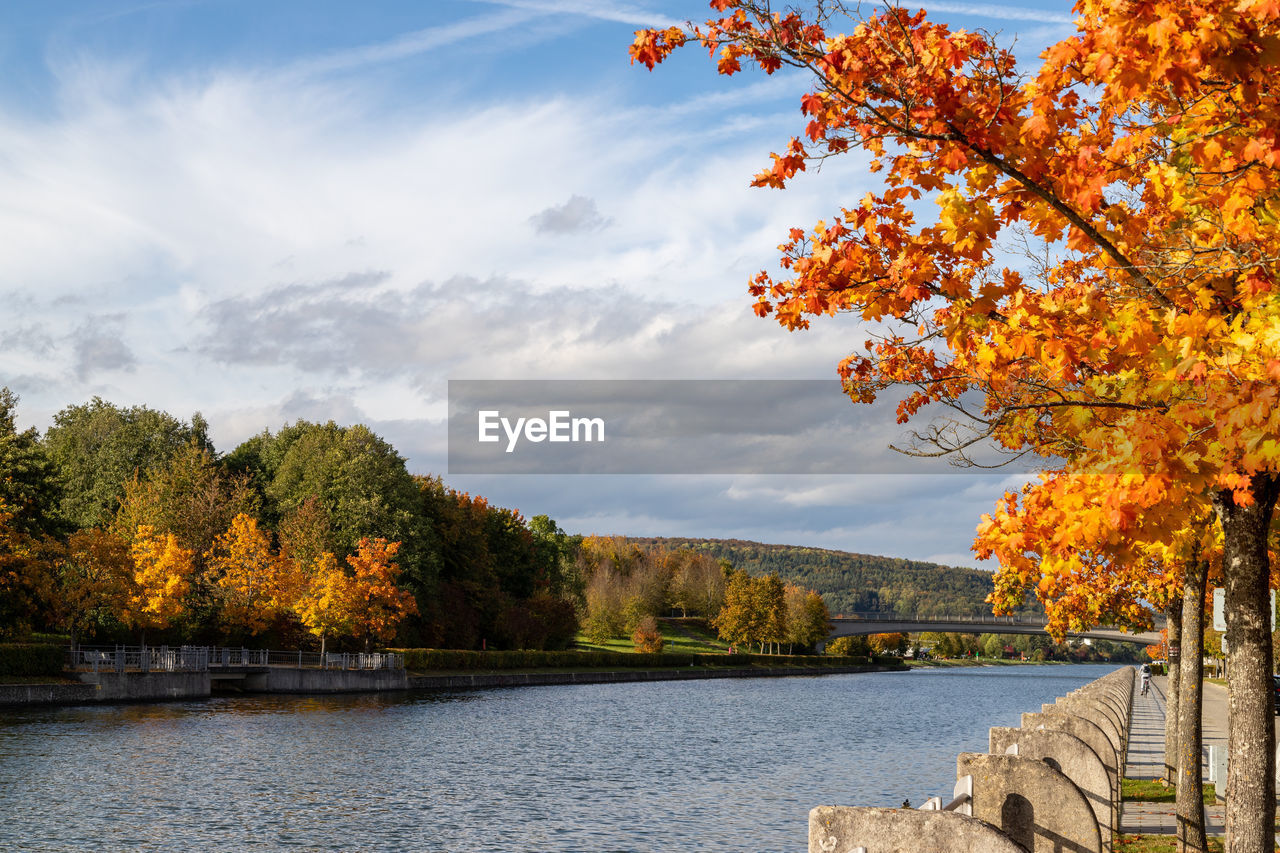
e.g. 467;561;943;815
905;657;1075;669
407;661;905;691
0;660;907;708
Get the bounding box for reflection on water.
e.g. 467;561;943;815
0;664;1116;852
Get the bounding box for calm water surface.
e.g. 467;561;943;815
0;664;1118;851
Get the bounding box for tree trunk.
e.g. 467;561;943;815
1165;596;1183;782
1215;474;1280;853
1176;556;1208;853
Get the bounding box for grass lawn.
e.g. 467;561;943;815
1122;777;1216;805
574;618;734;655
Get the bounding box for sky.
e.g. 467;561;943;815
0;0;1080;568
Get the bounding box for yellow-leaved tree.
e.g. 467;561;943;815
293;551;356;659
207;513;298;637
345;538;417;652
127;526;193;642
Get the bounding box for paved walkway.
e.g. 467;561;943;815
1118;675;1228;836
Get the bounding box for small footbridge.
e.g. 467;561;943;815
829;613;1162;646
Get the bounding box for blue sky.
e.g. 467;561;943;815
0;0;1079;568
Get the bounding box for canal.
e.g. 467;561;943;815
0;663;1118;851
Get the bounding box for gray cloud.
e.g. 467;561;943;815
196;273;678;382
71;315;136;380
529;194;610;235
0;324;54;356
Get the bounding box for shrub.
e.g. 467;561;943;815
0;643;65;677
826;635;870;657
632;616;663;653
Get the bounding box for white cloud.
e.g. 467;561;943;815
0;4;1046;566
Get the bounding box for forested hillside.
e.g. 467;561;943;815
628;538;1043;618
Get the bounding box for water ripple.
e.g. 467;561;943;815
0;664;1116;851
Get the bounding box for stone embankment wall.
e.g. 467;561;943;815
809;666;1134;853
408;663;902;691
247;668;408;693
1;661;905;708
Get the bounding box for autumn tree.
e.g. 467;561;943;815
343;537;418;650
0;501;56;639
206;513;299;638
635;2;1280;847
293;551;355;659
125;526;194;641
670;549;727;617
632;615;664;653
868;632;907;656
111;441;260;638
713;569;762;651
58;529;134;645
783;583;829;653
825;634;869;657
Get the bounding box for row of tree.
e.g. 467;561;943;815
634;538;1040;618
574;536;831;653
713;569;829;654
0;391;578;651
2;392;840;656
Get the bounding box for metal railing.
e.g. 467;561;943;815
265;650;404;671
834;612;1047;624
832;611;1167;628
67;645;403;673
919;775;973;816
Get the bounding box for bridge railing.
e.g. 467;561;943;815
833;612;1047;625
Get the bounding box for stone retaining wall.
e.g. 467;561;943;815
809;666;1135;852
408;664;901;691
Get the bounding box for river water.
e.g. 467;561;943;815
0;663;1117;851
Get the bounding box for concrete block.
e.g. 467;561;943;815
958;752;1103;853
990;726;1115;844
809;806;1026;853
77;670;210;702
1023;711;1120;811
1048;698;1123;764
244;667;408;693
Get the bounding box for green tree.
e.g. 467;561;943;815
227;421;439;606
44;397;208;530
0;388;59;536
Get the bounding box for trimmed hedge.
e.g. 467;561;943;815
392;648;890;672
0;643;65;677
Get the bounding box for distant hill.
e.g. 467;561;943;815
628;537;1041;619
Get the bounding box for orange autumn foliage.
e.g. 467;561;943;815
635;4;1280;845
127;526;193;633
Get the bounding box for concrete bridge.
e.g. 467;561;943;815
829;613;1162;646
